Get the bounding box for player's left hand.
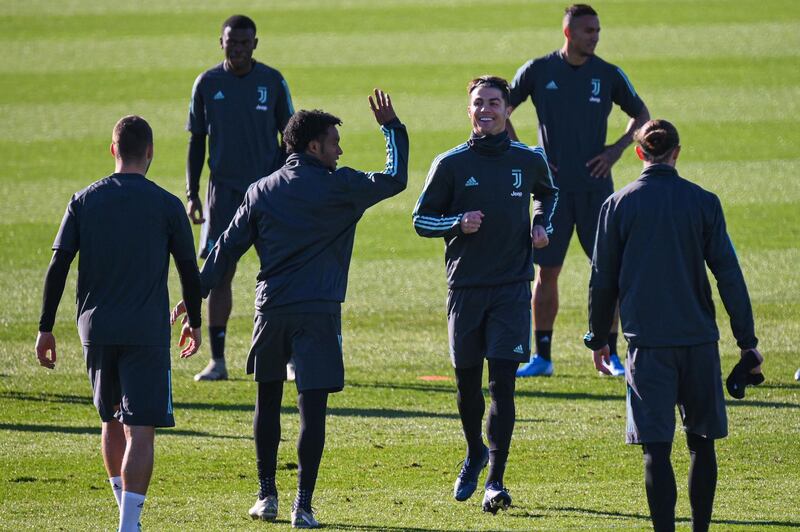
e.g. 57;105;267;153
532;225;549;248
368;89;397;126
35;331;57;369
170;300;186;325
587;144;623;178
593;344;612;375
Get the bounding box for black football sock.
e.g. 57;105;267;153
534;330;553;361
209;325;226;361
254;381;283;499
726;350;764;399
295;389;328;511
455;364;486;460
642;442;677;532
608;332;619;356
485;359;518;486
686;433;717;532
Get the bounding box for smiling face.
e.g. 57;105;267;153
220;26;257;73
468;85;510;136
308;125;342;171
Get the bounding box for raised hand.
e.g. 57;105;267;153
368;88;397;126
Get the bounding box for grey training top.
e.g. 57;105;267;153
187;61;294;193
52;173;197;346
585;164;757;350
510;51;644;192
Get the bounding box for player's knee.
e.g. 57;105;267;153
686;433;715;457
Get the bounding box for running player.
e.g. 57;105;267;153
413;76;557;513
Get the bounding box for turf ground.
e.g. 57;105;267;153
1;0;799;530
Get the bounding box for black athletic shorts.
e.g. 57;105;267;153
247;312;344;392
199;180;245;259
447;282;532;369
533;184;613;267
625;343;728;444
83;345;174;427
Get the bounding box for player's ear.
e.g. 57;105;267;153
564;26;571;40
110;142;116;158
253;37;258;50
634;145;646;161
219;36;224;49
672;145;681;163
146;143;154;161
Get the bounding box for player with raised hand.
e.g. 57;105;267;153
36;116;202;532
173;89;408;528
585;119;762;531
508;4;650;378
413;76;557;514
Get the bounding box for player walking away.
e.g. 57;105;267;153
172;90;407;528
35;116;202;532
585;120;762;532
413;76;557;513
508;4;650;377
187;14;294;381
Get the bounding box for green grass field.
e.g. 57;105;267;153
2;0;799;530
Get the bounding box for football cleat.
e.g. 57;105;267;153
291;506;319;529
601;353;626;377
453;445;489;501
194;359;228;381
516;355;553;377
482;482;512;514
248;495;278;521
795;368;800;381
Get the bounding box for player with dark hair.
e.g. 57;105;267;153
172;90;407;528
35;116;202;532
509;3;650;377
414;76;557;513
585;119;762;532
187;13;294;381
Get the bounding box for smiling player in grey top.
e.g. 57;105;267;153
508;4;650;378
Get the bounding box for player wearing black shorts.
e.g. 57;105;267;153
35;116;202;532
413;76;557;513
585;120;762;532
508;4;650;377
186;14;294;381
173;90;407;528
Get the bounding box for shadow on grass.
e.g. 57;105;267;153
350;381;624;402
325;524;511;532
541;505;800;528
0;422;249;440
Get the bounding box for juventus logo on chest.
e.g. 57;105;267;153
256;86;269;111
589;79;601;103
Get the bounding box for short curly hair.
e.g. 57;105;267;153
283;110;342;154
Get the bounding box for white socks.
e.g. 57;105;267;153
109;476;123;507
119;491;146;532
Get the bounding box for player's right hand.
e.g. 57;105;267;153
368;88;397;126
593;345;612;375
460;210;484;234
187;197;205;224
179;316;202;358
35;331;57;369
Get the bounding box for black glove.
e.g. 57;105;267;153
726;350;764;399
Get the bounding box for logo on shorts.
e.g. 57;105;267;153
513;344;525;354
589;79;601;103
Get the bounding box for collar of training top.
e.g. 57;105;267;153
468;130;511;156
640;164;678;179
286;152;329;169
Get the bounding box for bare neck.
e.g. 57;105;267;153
115;160;148;175
560;43;589;66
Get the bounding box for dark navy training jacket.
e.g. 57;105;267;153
413;132;558;289
585;164;757;350
200;118;408;313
